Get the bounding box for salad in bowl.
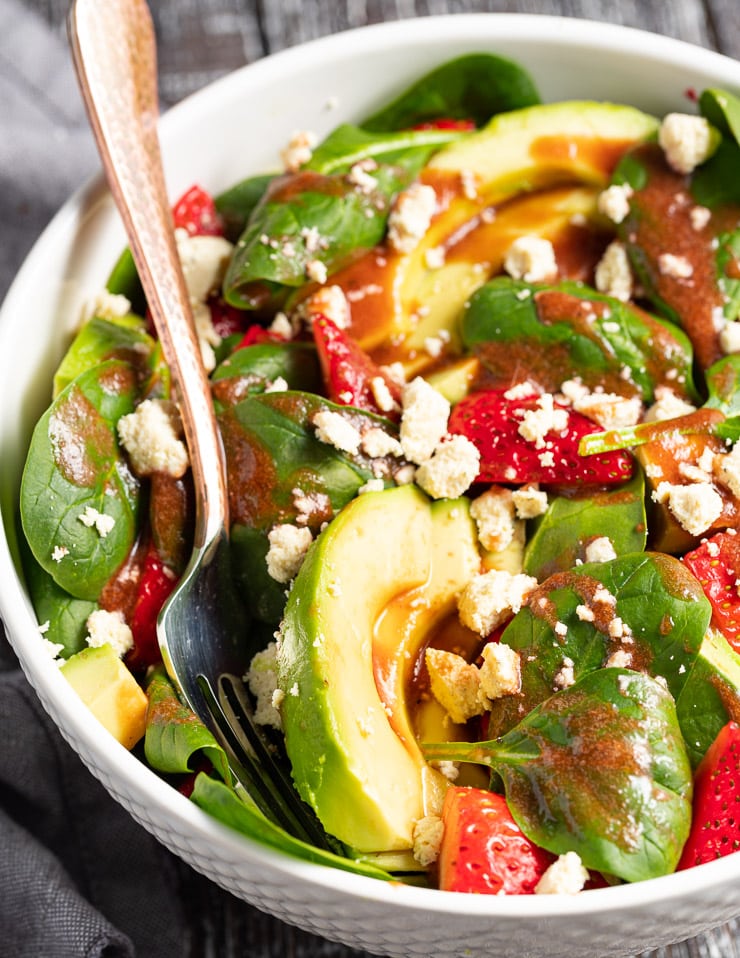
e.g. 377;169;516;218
4;14;740;957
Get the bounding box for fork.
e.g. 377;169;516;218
68;0;328;848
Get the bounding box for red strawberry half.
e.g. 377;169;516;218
678;721;740;869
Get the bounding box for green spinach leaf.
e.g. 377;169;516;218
425;668;692;882
361;53;540;131
144;667;230;780
222;126;459;307
20;360;141;601
212;342;321;401
461;277;696;401
523;470;646;580
215;173;275;241
191;774;395;880
488;551;711;739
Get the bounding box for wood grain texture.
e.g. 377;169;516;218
20;0;740;955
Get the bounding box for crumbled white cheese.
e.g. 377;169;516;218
246;642;283;730
458;569;538;636
360;428;403;459
585;536;617;564
658;252;693;279
597;183;633;224
415;436;480;499
512;484;548;520
690;205;712;231
606;648;633;669
370;376;398;413
678;460;712;484
504;381;538;401
594;240;633;302
41;637;65;665
553;656;575;689
719;321;740;356
268;312;294;339
303;284;350;329
658;113;715;175
117;399;189;478
306;258;328;285
78;506;116;539
265;524;313;583
281;129;317;172
517;394;568;449
312;410;362;454
576;604;595;622
358;478;385;495
264;376;288;393
85;609;133;658
89;289;132;321
381;362;406;387
425;647;484;723
561;380;641;430
503;235;557;283
470;487;519;553
652;481;723;537
387;182;437;254
643;386;697;423
535;851;589;895
51;545;69;563
175;229;233;370
412;815;444;867
424;246;446;270
479;642;521;699
399;377;450;464
714;442;740;499
347;158;379;194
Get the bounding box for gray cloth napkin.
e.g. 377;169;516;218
0;3;186;955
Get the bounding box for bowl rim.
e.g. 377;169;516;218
2;10;740;923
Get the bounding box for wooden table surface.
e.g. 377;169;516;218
23;1;740;956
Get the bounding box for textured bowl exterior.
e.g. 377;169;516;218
2;15;740;958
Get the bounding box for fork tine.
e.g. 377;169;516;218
216;673;337;852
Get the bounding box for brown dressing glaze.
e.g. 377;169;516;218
530;135;639;178
626;143;740;370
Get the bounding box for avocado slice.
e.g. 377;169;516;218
675;628;740;767
427;99;658;199
61;643;148;749
278;485;482;852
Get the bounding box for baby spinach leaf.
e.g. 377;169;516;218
461;277;696;402
53;315;160;397
675;629;740;768
218;391;381;533
212;342;321;402
425;668;693;882
487;552;711;740
190;774;395;881
691;139;740;207
523;470;646;580
361;53;540;132
699;88;740;145
21;541;96;658
215;173;275;241
20;360;141;601
144;667;230;781
223;127;459;308
106;248;146;316
231;525;288;626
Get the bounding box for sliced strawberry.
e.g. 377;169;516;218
312;314;401;419
234;324;289;350
412;118;476;131
438;787;556;894
683;533;740;653
448;389;633;486
678;721;740;869
126;545;178;672
172;184;224;237
208;295;250;339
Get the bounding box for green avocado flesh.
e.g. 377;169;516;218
676;628;740;768
428;100;659;197
277;485;481;852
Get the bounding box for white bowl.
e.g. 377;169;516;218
2;14;740;958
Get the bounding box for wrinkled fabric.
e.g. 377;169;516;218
0;3;185;955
